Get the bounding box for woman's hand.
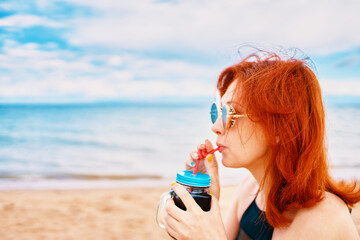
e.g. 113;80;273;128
185;139;221;200
164;183;227;240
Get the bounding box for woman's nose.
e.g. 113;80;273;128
211;116;224;135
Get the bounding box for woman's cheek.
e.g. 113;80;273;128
222;148;241;168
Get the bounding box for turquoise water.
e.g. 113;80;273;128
0;97;359;189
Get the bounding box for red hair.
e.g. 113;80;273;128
217;51;360;228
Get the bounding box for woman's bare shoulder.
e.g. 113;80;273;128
284;192;359;239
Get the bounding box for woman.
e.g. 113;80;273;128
164;50;360;239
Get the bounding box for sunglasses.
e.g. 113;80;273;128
210;103;248;129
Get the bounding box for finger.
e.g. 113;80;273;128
205;156;220;199
204;140;219;178
204;152;219;178
165;220;180;240
204;139;221;199
171;183;200;212
189;151;199;161
165;198;183;221
197;143;206;150
185;158;196;170
197;144;207;159
204;139;214;153
164;206;181;228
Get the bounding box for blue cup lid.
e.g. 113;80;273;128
176;170;211;187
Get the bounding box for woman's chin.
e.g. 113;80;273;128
221;156;246;168
221;157;234;168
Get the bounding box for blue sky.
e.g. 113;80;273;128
0;0;360;102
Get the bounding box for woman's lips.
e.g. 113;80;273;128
219;146;226;153
217;144;226;153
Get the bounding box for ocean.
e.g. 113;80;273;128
0;97;359;189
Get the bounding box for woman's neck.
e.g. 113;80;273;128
248;159;271;211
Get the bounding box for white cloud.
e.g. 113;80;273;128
107;56;123;66
0;14;62;28
1;0;359;101
0;41;219;101
64;0;360;55
128;58;219;81
2;40;359;101
319;78;360;96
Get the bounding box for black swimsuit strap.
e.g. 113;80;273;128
237;196;274;240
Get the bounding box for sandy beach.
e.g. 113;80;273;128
1;185;359;240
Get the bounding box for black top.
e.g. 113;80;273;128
236;197;274;240
236;195;352;240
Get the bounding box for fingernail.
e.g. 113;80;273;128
207;154;212;162
205;139;209;143
209;190;213;195
171;182;176;186
190;162;195;166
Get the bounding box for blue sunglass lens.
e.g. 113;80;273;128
222;105;227;128
210;103;218;124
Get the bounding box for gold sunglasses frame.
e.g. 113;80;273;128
222;104;248;129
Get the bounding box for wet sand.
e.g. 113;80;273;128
1;186;359;239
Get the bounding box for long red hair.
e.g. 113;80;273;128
217;51;360;228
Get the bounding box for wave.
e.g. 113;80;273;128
0;173;163;181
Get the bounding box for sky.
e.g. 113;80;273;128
0;0;360;102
